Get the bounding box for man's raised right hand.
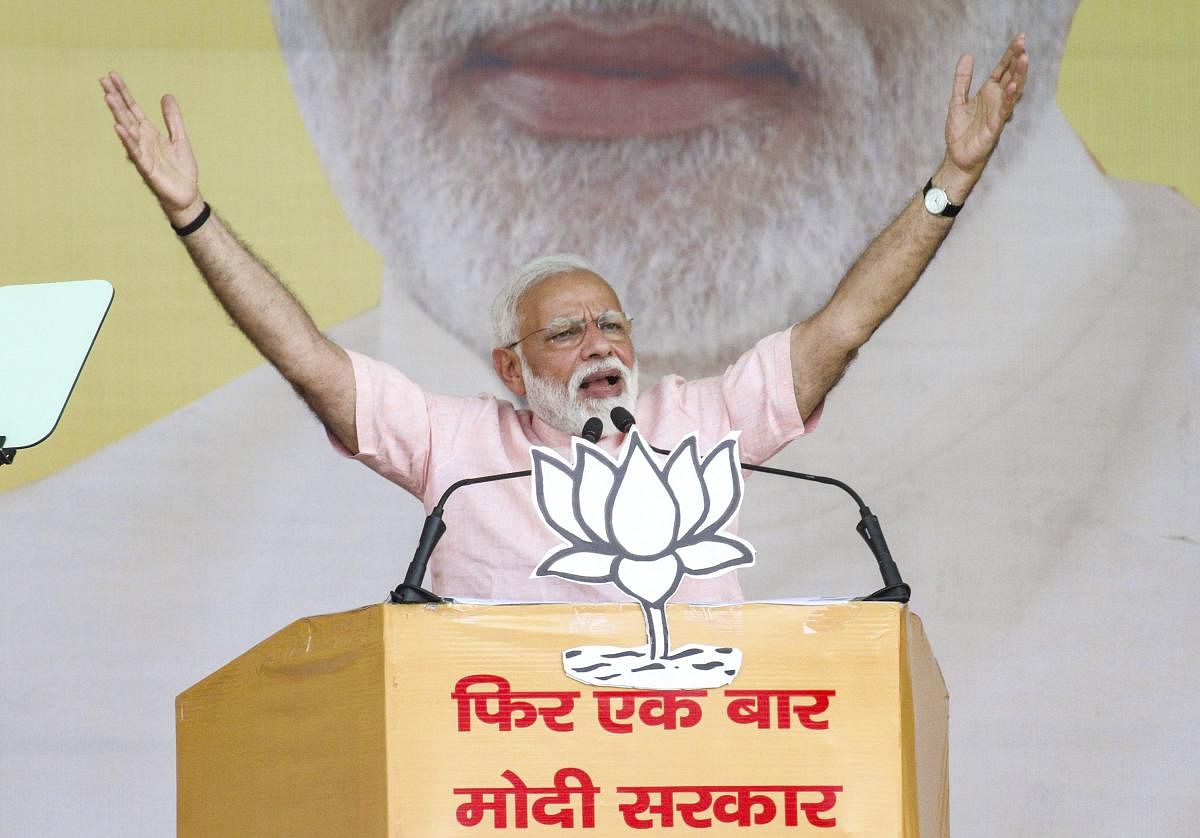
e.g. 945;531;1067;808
100;72;204;227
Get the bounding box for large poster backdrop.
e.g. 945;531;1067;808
2;2;1197;836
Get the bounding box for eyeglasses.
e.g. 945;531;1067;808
506;311;634;350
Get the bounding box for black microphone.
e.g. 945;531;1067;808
611;406;636;434
610;407;910;603
389;418;604;603
581;416;603;443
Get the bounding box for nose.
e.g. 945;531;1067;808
579;319;615;359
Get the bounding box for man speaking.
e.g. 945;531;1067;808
2;4;1193;834
100;34;1026;599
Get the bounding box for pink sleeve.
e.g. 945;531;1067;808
326;350;435;498
647;328;817;465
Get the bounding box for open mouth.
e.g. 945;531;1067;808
578;369;624;399
453;15;799;139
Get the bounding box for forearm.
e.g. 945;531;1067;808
99;74;357;447
177;203;321;374
824;158;974;343
790;158;977;416
787;34;1026;419
173;200;357;448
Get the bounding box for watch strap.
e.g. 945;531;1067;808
923;179;963;217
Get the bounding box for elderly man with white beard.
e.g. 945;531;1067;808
2;3;1194;835
100;32;1025;600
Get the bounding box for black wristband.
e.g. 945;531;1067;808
172;202;211;236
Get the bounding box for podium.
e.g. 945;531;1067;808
177;601;948;835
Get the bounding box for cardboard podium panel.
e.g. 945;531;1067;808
177;602;947;836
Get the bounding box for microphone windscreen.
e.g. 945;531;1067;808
610;406;636;433
581;417;603;443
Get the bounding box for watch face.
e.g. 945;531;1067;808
924;187;949;214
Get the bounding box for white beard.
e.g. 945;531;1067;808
522;355;640;437
272;0;1075;378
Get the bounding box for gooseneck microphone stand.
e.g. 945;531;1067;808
387;410;909;604
388;468;530;603
609;407;910;603
388;417;605;603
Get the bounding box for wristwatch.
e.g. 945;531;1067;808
922;179;963;217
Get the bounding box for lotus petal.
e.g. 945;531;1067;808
535;547;618;583
532;449;588;543
574;444;616;542
666;437;708;538
697;437;742;534
609;435;679;557
676;537;754;576
615;554;683;605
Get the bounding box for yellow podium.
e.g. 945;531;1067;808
177;602;948;836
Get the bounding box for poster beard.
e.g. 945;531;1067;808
273;0;1065;377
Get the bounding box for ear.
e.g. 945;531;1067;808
492;347;527;397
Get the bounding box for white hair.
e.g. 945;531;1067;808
491;253;599;348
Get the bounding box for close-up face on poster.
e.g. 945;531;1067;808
1;2;1196;836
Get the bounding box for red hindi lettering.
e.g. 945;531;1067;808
711;787;778;827
725;691;773;728
724;689;836;730
674;788;716;828
593;690;706;734
781;785;843;828
455;768;599;830
594;692;638;734
453;769;529;829
615;787;676;829
617;783;840;829
790;691;835;731
530;767;600;829
451;674;579;732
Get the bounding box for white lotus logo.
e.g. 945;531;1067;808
531;430;754;688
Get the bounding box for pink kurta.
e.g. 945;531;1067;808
339;329;814;602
